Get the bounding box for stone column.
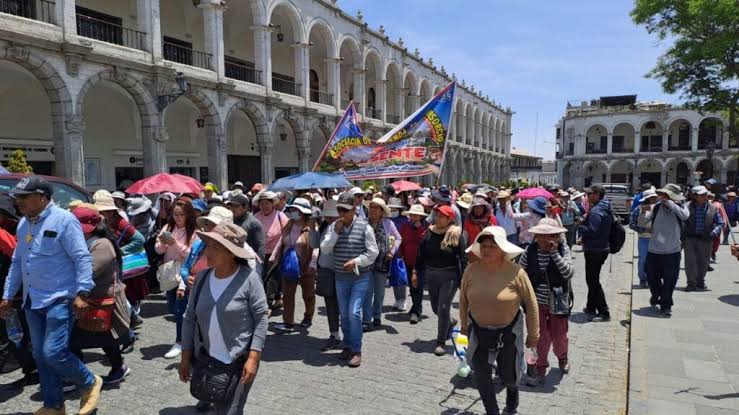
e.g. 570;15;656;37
354;69;365;115
606;133;613;155
207;132;228;191
294;43;310;100
475;154;483;183
722;130;730;150
143;125;168;177
254;26;271;88
662;131;669;152
200;0;225;78
296;128;310;172
56;0;77;40
137;0;163;61
634;131;641;154
376;79;387;121
396;90;405;120
691;127;699;152
259;142;274;184
327;58;341;107
59;115;85;187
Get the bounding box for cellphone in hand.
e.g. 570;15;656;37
161;231;173;240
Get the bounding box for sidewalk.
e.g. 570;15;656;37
628;231;739;414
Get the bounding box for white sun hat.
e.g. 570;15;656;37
196;206;234;229
466;226;524;260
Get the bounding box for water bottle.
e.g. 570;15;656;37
5;309;23;347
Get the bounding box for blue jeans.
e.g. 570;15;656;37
363;272;388;323
166;288;189;342
335;273;371;352
637;237;650;283
25;298;95;409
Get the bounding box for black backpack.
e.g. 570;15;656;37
609;215;626;254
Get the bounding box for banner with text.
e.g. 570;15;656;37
313;82;456;180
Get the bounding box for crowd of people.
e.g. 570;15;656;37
0;175;737;415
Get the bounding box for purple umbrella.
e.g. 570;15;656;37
516;187;556;200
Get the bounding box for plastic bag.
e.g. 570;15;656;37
388;257;408;287
279;247;301;281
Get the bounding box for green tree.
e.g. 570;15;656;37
631;0;739;181
7;149;33;174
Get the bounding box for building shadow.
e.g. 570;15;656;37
139;344;172;361
718;295;739;307
632;306;662;318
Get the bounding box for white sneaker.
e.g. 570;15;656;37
164;343;182;359
393;299;407;312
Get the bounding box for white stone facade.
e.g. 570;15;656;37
556;99;738;190
0;0;512;191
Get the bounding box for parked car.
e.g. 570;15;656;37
598;183;632;221
0;174;91;209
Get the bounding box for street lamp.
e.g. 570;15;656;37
157;72;189;112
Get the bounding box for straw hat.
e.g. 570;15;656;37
369;197;391;217
497;190;511;199
196;206;234;229
571;191;585;200
456;193;474;210
528;218;567;235
466;226;524;260
402;204;429;217
93;190;119;212
255;190;279;203
387;197;405;210
196;223;254;260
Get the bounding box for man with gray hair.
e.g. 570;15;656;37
683;185;723;292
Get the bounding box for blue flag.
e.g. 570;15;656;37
312;102;371;172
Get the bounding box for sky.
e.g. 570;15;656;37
337;0;678;160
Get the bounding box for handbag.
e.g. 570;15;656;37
116;224;150;280
546;276;573;316
188;274;246;404
388;257;408;287
157;259;183;292
77;298;115;332
315;267;336;297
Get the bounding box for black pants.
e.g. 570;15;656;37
70;328;124;370
324;295;340;334
472;326;518;415
646;251;681;309
426;267;458;343
584;251;609;314
408;266;424;316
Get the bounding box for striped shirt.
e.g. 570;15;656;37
518;243;574;306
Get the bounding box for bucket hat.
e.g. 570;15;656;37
93;190;119;212
286;197;313;215
528;218;567;235
657;183;685;202
466;226;524;260
528;196;548;215
73;207;101;234
196;222;254;260
196;206;233;229
387;197;405;209
402;204;429;217
126;197;153;217
456;193;474;210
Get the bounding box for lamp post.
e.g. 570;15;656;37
157;72;189;112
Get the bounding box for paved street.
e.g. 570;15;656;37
1;237;634;414
629;228;739;415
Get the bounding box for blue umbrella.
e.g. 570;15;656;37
268;172;351;191
0;165;9;174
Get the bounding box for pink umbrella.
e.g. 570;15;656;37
126;173;204;195
391;180;421;193
516;187;555;200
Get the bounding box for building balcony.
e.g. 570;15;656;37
641;146;663;153
163;41;212;70
586;148;607;155
77;13;146;51
367;108;382;120
224;60;261;85
272;75;301;97
612;147;634;154
386;114;401;124
668;144;691;151
0;0;54;24
309;89;333;106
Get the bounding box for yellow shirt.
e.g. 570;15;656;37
459;260;539;343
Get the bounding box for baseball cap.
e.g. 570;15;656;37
337;193;355;210
11;176;53;198
691;185;708;195
232;181;245;190
226;193;250;206
434;205;456;220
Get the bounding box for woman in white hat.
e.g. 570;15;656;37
517;218;574;387
399;205;429;323
459;226;538;415
269;198;318;333
629;189;658;287
362;198;402;330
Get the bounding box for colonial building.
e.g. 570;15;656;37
0;0;512;191
555;95;737;189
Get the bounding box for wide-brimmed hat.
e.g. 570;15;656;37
387;197;405;210
348;187;366;197
126;197;152;217
196;222;254;260
657;183;685;202
196;206;233;229
111;191;127;201
431;186;452;203
571;191;585;200
469;198;491;212
418;196;435;207
255;191;279;203
456;193;474;210
402;204;429;217
369;198;391;217
641;189;658;200
497;190;511;199
73;207;101;234
528;196;548;215
93;190;119;212
322;199;339;217
529;218;567;235
466;226;524;260
286;198;313;215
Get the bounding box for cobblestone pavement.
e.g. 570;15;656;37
629;227;739;415
1;236;633;414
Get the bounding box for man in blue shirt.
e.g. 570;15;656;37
0;176;102;415
683;185;724;291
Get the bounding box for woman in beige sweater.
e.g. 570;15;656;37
460;226;539;415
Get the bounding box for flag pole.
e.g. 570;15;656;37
435;81;457;188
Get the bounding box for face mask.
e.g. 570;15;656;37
289;211;302;221
389;211;399;218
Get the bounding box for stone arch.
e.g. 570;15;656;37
305;17;337;58
245;0;267;26
75;69;158;128
363;47;384;75
225;99;269;142
337;34;362;63
266;0;306;43
306;117;334;169
664;158;693;185
0;46;77;180
224;100;269;185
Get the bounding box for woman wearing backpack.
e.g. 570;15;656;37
269;198;318;333
518;219;574;387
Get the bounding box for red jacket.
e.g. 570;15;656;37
463;215;498;245
399;221;427;269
